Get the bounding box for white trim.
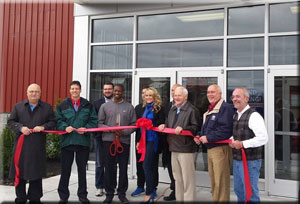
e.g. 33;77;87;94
73;16;90;98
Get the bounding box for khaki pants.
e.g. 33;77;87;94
207;145;232;202
171;152;195;202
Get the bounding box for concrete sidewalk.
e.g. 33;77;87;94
0;169;297;203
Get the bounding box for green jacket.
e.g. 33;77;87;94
56;97;98;148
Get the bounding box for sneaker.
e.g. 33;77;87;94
131;187;145;197
95;188;105;197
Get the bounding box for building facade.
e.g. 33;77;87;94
73;0;299;198
0;2;74;114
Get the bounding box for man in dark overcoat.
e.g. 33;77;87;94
7;83;56;203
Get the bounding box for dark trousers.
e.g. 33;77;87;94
135;146;145;188
94;137;105;189
166;150;175;191
103;141;130;198
15;178;42;203
143;141;159;195
58;145;89;201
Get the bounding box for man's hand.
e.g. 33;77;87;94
199;135;208;144
229;139;235;148
136;142;139;150
32;126;45;132
21;126;31;135
175;126;183;135
77;127;86;134
158;124;165;131
65;126;74;133
231;140;243;149
194;136;201;145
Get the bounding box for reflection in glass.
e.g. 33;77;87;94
228;5;264;35
137;40;223;68
139;77;170;106
89;72;132;103
182;77;217;171
269;35;299;65
228;38;264;67
274;76;300;181
270;2;299;33
92;17;133;42
138;9;224;40
91;45;132;69
227;70;265;178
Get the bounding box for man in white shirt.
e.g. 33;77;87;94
230;87;268;202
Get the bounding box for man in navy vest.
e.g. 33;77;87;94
230;87;268;202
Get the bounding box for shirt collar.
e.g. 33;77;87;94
237;104;250;117
71;98;80;107
113;98;124;104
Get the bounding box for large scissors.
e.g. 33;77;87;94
110;113;124;156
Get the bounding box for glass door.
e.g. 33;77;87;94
133;69;224;188
267;69;299;198
177;69;224;187
131;70;176;181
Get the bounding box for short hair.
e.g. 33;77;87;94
175;86;188;96
103;82;114;88
235;87;250;98
70;80;81;89
209;84;222;93
114;84;124;91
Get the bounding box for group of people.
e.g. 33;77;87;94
7;80;268;204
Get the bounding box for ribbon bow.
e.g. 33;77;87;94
136;117;153;162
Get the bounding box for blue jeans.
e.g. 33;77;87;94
94;137;105;189
233;159;262;202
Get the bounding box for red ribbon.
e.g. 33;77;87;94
13;119;252;203
242;148;252;202
136;118;153;162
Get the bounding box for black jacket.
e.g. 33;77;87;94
7;100;56;180
93;97;106;138
135;103;165;153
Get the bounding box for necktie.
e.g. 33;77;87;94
74;101;78;112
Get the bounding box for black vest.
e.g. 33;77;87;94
232;108;263;160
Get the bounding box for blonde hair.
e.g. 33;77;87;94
142;87;162;113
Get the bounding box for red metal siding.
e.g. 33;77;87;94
0;2;74;113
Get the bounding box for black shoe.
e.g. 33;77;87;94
163;190;176;201
58;200;68;204
103;195;114;203
118;196;129;204
79;198;90;204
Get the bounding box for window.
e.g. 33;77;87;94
138;9;224;40
91;45;133;69
227;38;264;67
137;40;223;68
228;5;265;35
269;35;299;65
270;2;299;33
90;72;132;103
92;17;133;42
